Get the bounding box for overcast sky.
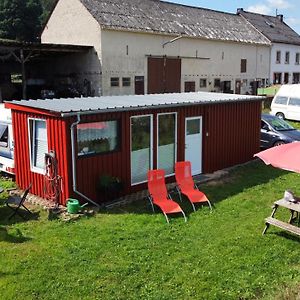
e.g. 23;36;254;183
169;0;300;34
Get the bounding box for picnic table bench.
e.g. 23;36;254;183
263;198;300;236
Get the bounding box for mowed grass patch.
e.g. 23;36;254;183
0;161;300;300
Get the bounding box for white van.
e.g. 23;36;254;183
0;104;14;174
270;84;300;121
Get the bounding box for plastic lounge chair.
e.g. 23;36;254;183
175;161;212;211
5;183;33;220
147;169;187;223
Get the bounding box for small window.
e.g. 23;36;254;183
289;98;300;107
276;51;281;64
296;53;300;65
0;124;8;147
28;119;48;173
274;96;288;105
285;52;290;64
214;79;221;88
77;120;120;156
241;59;247;73
200;79;207;88
122;77;131;87
110;77;119;87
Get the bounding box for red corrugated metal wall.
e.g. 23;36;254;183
11;100;261;205
12;111;72;205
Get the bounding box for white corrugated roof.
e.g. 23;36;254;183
7;92;263;116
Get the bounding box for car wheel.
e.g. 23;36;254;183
273;141;285;147
276;112;285;119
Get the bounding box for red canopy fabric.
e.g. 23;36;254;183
254;142;300;173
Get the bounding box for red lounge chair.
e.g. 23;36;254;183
175;161;212;211
147;169;187;223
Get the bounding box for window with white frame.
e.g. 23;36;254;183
296;53;300;65
285;51;290;64
28;119;48;172
276;51;281;64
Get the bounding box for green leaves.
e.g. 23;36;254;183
0;0;48;41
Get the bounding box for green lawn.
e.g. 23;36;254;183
1;162;300;299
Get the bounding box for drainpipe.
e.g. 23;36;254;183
70;114;100;207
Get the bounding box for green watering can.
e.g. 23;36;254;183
67;198;88;214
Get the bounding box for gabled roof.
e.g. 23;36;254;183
77;0;270;45
5;92;263;117
238;10;300;46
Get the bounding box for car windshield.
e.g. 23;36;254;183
268;118;295;131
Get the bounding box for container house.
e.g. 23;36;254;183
5;92;262;205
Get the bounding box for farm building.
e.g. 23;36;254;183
5;92;262;206
42;0;271;96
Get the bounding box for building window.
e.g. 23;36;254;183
200;79;207;88
276;51;281;64
241;59;247;73
28;119;48;173
285;51;290;64
296;53;300;65
77;121;120;156
214;79;221;88
122;77;131;87
293;73;300;83
284;72;289;84
110;77;119;87
273;73;282;84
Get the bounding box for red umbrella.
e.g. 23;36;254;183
254;142;300;173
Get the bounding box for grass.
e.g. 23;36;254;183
1;161;300;300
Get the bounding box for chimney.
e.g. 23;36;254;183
237;8;244;14
276;14;283;22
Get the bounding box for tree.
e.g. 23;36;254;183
0;0;43;41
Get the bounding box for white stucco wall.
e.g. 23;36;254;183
270;43;300;84
41;0;102;95
101;30;270;96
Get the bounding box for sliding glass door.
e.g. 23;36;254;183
131;115;153;185
157;113;176;176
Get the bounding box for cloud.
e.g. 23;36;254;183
247;4;272;15
266;0;292;9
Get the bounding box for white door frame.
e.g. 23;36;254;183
185;116;203;175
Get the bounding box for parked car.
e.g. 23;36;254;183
261;114;300;148
0;104;14;174
270;84;300;121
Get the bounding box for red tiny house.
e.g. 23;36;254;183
5;92;262;206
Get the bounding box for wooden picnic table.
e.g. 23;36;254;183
263;198;300;236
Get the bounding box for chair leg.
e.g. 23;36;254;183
207;200;213;211
22;205;33;214
148;196;155;213
181;210;187;222
163;212;170;224
175;186;183;202
190;202;196;212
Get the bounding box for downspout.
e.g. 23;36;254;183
70;114;100;207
